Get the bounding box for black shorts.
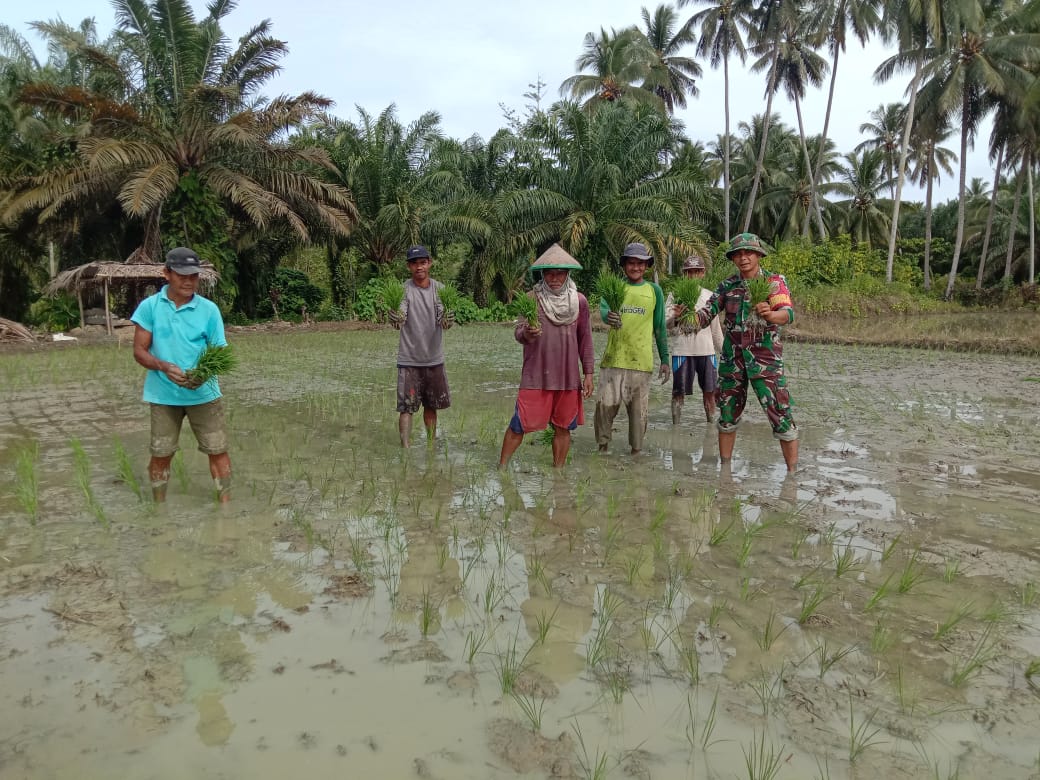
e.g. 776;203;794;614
672;356;718;397
396;364;451;413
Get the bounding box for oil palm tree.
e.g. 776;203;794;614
500;100;712;275
639;4;702;113
681;0;753;241
3;0;356;272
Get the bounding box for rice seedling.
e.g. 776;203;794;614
511;691;546;732
1024;658;1040;684
671;633;700;686
483;574;509;616
881;534;901;563
790;527;811;559
436;282;463;316
509;292;539;328
865;574;894;612
897;550;927;594
185;344;237;385
707;598;727;630
942;556;961;583
111;438;143;501
1020;582;1037;608
571;721;610;780
623;547;647;587
833;543;860;577
814;639;856;679
754;609;789;651
742;729;785;780
663;556;690;610
171;451;190;492
596;272;628;314
377;277;405;313
745;277;772;335
597;652;631;704
670;277;704;326
463;626;491;664
895;665;918;715
533;605;559;645
15;441;40;525
708;518;735;547
70;438;108;528
950;623;998;686
798;584;832;625
493;633;532;694
418;588;438;637
749;663;786;717
737;528;755;567
870;619;894;655
794;563;825;590
684;689;722;751
934;600;974;640
847;694;885;764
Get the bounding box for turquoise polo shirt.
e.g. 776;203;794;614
131;286;227;406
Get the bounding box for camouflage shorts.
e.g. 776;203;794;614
716;348;797;440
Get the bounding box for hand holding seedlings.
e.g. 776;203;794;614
606;311;623;329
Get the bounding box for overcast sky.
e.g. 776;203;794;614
5;0;996;202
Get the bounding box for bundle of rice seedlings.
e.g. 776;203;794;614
186;344;237;384
597;272;628;313
745;276;773;335
378;278;405;313
509;293;539;328
437;282;463;315
671;277;703;325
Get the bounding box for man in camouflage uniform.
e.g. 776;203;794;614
696;233;798;471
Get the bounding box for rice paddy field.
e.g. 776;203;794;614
1;324;1039;779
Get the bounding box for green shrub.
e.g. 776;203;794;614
29;293;80;332
257;268;325;319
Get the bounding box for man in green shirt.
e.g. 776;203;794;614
595;242;670;454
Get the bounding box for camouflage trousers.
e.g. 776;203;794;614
716;346;797;441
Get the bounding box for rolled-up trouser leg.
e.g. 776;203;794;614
594;401;619;447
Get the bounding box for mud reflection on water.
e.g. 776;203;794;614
2;330;1039;778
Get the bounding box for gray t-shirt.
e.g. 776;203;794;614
397;279;444;367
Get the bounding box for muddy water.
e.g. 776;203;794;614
2;329;1039;779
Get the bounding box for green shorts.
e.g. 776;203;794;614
150;399;230;457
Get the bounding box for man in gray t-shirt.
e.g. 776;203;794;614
388;245;454;447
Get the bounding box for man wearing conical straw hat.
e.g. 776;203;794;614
499;244;595;468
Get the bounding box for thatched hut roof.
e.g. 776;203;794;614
0;317;35;343
44;261;219;296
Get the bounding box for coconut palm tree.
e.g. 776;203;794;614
907;120;956;289
806;0;883;240
560;27;664;111
915;0;1040;299
834;148;892;248
855;103;906;200
682;0;753;241
3;0;356;278
639;5;702;114
741;0;804;233
751;20;830;238
874;0;948;282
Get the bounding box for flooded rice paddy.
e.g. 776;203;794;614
1;325;1039;779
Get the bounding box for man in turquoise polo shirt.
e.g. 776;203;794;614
131;247;232;503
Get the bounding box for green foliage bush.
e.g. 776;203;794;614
257;268;325;319
29;293;79;332
353;277;510;323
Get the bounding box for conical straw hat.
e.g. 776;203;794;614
530;243;582;271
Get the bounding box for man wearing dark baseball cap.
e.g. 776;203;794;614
130;246;233;502
388;244;454;447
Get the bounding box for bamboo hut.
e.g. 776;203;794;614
44;261;220;335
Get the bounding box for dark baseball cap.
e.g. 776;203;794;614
406;245;431;262
621;242;653;265
165;247;202;275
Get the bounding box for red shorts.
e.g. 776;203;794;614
509;389;584;433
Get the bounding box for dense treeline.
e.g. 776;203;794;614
0;0;1038;326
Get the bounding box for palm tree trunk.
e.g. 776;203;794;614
923;171;934;290
975;144;1003;290
1028;149;1036;285
742;38;781;234
806;43;840;240
723;52;732;243
885;51;925;283
943;89;971;301
793;95;816;239
1003;164;1023;283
